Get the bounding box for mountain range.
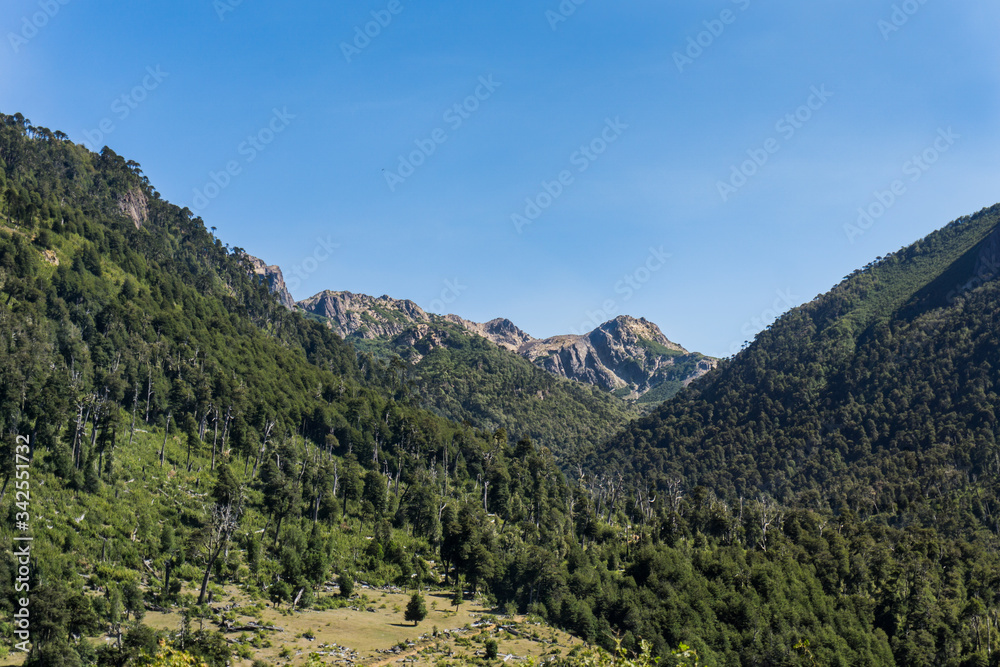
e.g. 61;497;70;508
4;111;1000;666
260;284;716;404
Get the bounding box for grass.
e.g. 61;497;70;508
122;586;582;666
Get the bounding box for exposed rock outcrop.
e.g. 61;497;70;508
297;291;431;339
519;316;711;396
117;188;148;229
247;255;295;309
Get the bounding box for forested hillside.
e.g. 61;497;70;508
2;112;1000;667
586;206;1000;665
339;317;638;463
296;293;704;456
593;206;1000;508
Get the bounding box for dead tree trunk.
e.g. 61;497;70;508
251;420;275;479
144;367;154;424
159;413;172;467
127;383;139;450
220;405;232;457
210;406;219;471
197;502;240;605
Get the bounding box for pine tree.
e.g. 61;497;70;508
452;578;464;614
404;592;427;626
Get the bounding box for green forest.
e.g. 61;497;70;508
1;112;999;667
349;320;638;463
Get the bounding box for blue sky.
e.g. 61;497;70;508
3;1;999;357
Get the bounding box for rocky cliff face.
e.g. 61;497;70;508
117;187;148;229
519;316;714;397
247;255;295;310
297;291;715;401
520;335;620;389
297;291;431;339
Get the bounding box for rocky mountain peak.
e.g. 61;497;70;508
297;290;430;339
593;315;687;353
247;255;295;309
518;316;711;397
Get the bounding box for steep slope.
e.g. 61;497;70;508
303;301;638;459
591;205;1000;513
248;254;295;309
443;313;534;351
294;293;715;456
573;207;1000;666
401;324;637;459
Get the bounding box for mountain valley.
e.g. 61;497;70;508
1;113;999;667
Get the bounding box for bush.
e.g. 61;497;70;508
338;571;354;598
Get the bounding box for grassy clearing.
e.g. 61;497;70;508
126;586;579;666
0;585;582;666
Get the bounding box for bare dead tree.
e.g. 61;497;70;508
144;361;156;424
250;419;275;479
756;496;783;552
197;496;243;605
127;382;139;450
331;460;340;499
220;404;232;458
159;412;172;467
210;405;220;471
72;399;87;469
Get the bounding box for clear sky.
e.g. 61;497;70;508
3;1;999;357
